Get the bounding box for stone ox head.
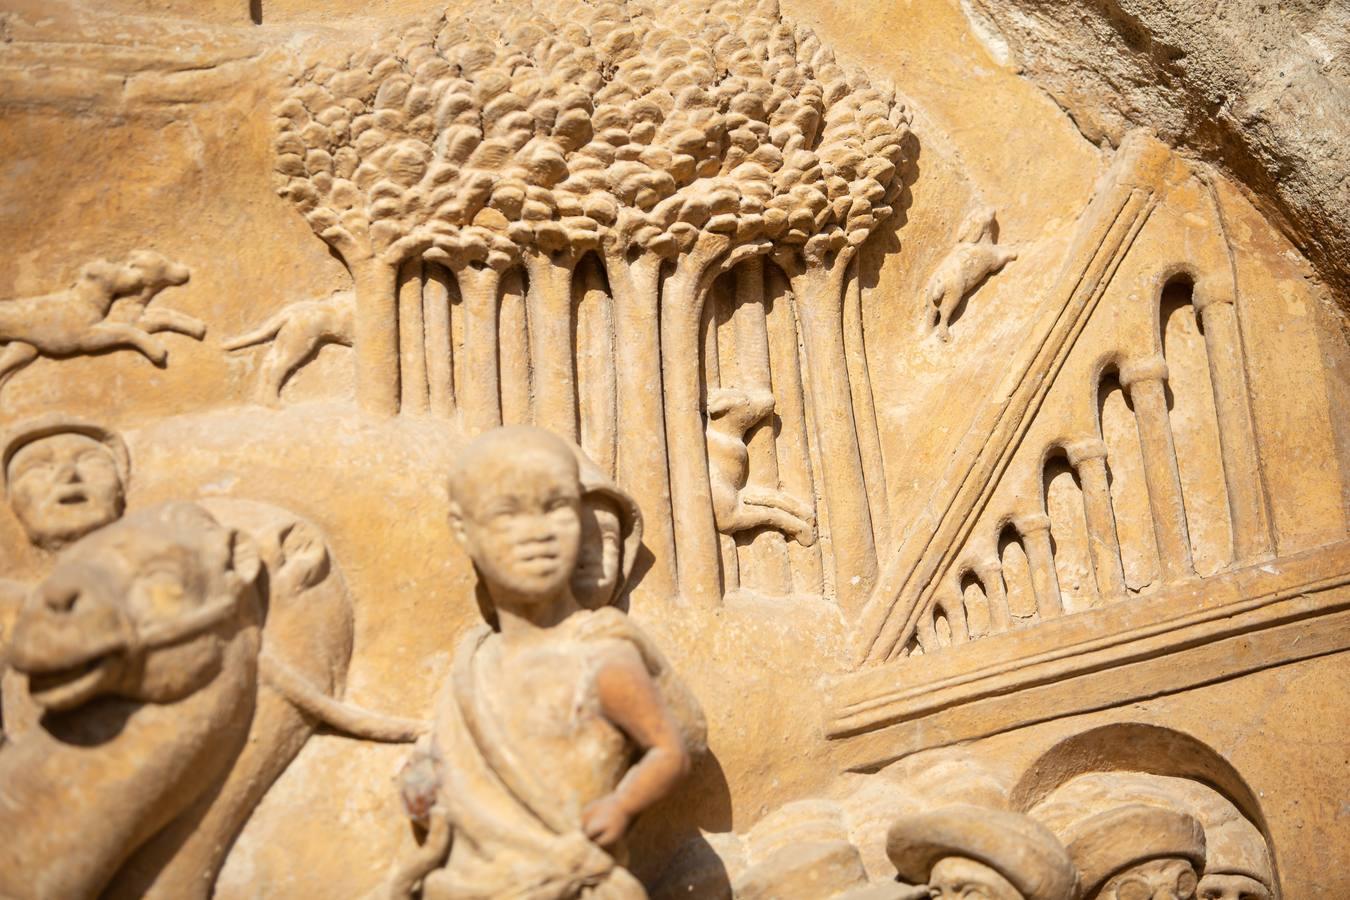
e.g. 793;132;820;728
6;501;260;712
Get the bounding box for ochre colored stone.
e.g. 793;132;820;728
0;1;1345;897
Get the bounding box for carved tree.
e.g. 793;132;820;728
275;0;911;606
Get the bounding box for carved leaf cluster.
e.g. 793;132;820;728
274;0;911;271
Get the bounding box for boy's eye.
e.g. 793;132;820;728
13;457;52;478
483;499;521;519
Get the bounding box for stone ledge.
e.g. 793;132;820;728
826;538;1350;770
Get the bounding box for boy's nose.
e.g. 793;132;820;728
521;526;558;544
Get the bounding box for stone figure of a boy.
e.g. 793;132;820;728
3;414;129;553
395;426;704;899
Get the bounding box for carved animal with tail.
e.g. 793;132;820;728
706;386;816;546
0;251;204;391
223;291;354;405
0;499;424;899
923;207;1018;342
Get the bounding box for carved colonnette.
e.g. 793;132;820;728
833;131;1348;737
813;130;1344;899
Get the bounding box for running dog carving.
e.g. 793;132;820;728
0;251;203;391
223;291;355;405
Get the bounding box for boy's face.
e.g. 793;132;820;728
8;433;125;551
572;496;623;608
453;446;582;601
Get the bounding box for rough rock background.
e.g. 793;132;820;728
960;0;1350;301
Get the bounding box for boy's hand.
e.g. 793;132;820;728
399;754;439;827
581;794;631;847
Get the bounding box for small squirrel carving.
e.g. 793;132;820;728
923;206;1018;342
705;386;816;546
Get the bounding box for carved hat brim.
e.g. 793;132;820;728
2;414;130;494
886;805;1077;900
569;442;643;596
1063;804;1207;897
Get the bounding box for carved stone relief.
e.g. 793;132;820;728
0;0;1345;896
223;290;355;406
387;426;704;898
0;252;202;392
921;206;1018;342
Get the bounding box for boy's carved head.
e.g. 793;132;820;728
448;426;583;606
574;494;624;608
4;416;130;552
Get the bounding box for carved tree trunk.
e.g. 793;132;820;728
576;257;616;477
604;249;677;598
731;258;793;594
844;261;890;548
661;248;725;605
786;254;877;615
523;249;580;441
398;259;428;415
454;263;504;435
423;264;456;418
351;258;401;416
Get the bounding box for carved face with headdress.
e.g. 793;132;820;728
3;416;129;552
569;445;643;610
888;805;1078;900
1064;805;1206;900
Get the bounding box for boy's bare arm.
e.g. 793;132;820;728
584;643;691;847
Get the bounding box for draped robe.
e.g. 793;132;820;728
421;607;703;900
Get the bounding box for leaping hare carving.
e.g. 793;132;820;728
923;206;1018;341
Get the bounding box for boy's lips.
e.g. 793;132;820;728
515;550;562;576
55;487;90;505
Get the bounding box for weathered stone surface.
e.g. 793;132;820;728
0;0;1345;898
960;0;1350;300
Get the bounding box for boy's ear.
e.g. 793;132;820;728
448;500;468;547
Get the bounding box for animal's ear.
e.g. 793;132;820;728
278;521;329;590
77;259;121;288
956;206;996;243
227;528;263;587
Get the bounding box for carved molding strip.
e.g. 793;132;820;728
827;538;1350;768
852;131;1183;665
